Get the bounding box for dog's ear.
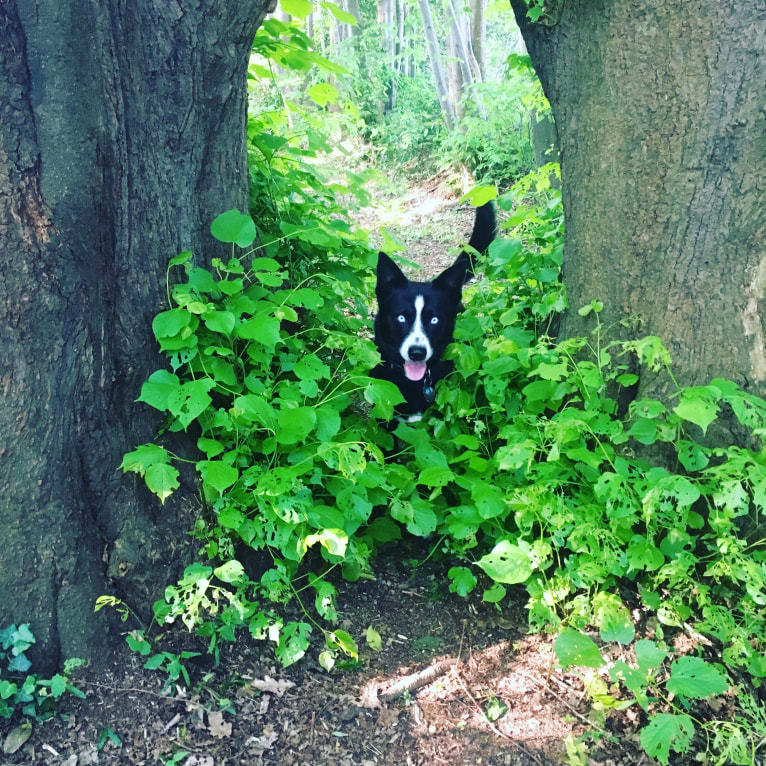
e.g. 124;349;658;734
432;253;469;296
376;252;407;295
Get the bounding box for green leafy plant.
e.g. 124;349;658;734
0;624;85;722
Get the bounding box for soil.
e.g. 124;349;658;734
0;182;702;765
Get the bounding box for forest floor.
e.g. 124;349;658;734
2;180;657;766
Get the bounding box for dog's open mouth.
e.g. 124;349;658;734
404;361;427;381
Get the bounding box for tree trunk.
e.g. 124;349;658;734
509;0;766;417
448;0;486;119
470;0;487;81
418;0;455;130
0;0;272;673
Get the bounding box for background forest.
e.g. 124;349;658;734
1;0;765;764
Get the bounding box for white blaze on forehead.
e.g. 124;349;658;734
399;294;433;362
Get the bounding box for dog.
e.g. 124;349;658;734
371;202;495;421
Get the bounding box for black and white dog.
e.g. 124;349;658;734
371;202;495;421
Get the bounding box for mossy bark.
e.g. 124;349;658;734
510;0;766;421
0;0;273;672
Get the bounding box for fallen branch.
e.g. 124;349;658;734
359;658;456;708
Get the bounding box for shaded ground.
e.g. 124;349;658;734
4;553;647;765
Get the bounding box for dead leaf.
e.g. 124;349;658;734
249;675;295;697
207;710;232;738
186;757;214;766
258;694;271;714
3;722;32;755
78;744;100;764
245;724;278;756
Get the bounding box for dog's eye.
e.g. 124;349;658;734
397;315;406;323
430;317;439;325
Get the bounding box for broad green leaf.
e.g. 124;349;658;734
448;566;478;597
144;654;165;670
293;354;331;381
418;465;454;487
203;309;235;335
198;460;239;495
276;406;317;445
167;378;215;428
168;250;192;267
597;599;635;644
390;498;437;537
328;628;358;659
315;406;341;441
322;0;358;24
674;393;718;433
364;378;405;420
145;463;180;503
120;443;170;474
471;482;506;519
307;82;339;107
280;0;312;17
302;528;348;558
238;314;281;349
365;626;382;651
666;657;728;699
233;394;276;427
460;185;497;207
318;650;335;672
277;621;312;667
476;539;534;584
152;308;190;340
49;674;67;698
554;628;604;669
210;210;256;248
137;370;180;411
214;560;246;583
639;713;694;765
635;639;666;671
482;583;506;603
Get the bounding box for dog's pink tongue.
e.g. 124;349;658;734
404;361;427;381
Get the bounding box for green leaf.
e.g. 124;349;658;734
120;443;170;474
674;393;718;433
233;394;276;427
476;539;534;584
280;0;313;17
48;674;67;698
307;82;339;107
598;600;635;644
238;314;282;349
152;308;191;340
126;633;151;656
302;528;348;558
145;463;180;503
293;354;331;381
322;0;358;24
203;309;235;335
666;657;728;699
482;583;506;603
276;406;317;445
554;628;604;669
365;626;382;652
364;379;405;420
210;210;256;248
460;185;497;207
318;650;335;672
639;713;694;765
137;370;180;412
144;654;165;670
328;629;358;659
484;696;508;722
448;566;477;597
198;460;239;495
2;722;32;754
418;465;454;487
635;639;666;670
169;250;192;267
214;560;246;583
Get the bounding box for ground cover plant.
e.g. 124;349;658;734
116;9;766;765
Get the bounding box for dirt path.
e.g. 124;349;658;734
2;183;647;766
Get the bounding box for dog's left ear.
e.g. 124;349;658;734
376;251;408;295
432;253;470;296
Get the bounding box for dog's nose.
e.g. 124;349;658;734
408;346;427;361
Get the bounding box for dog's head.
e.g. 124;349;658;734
374;252;468;382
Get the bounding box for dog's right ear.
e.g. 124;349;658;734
376;252;407;295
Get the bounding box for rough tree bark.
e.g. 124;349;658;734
510;0;766;416
0;0;273;672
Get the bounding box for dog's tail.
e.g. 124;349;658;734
459;201;496;283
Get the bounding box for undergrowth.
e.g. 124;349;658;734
117;15;765;766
